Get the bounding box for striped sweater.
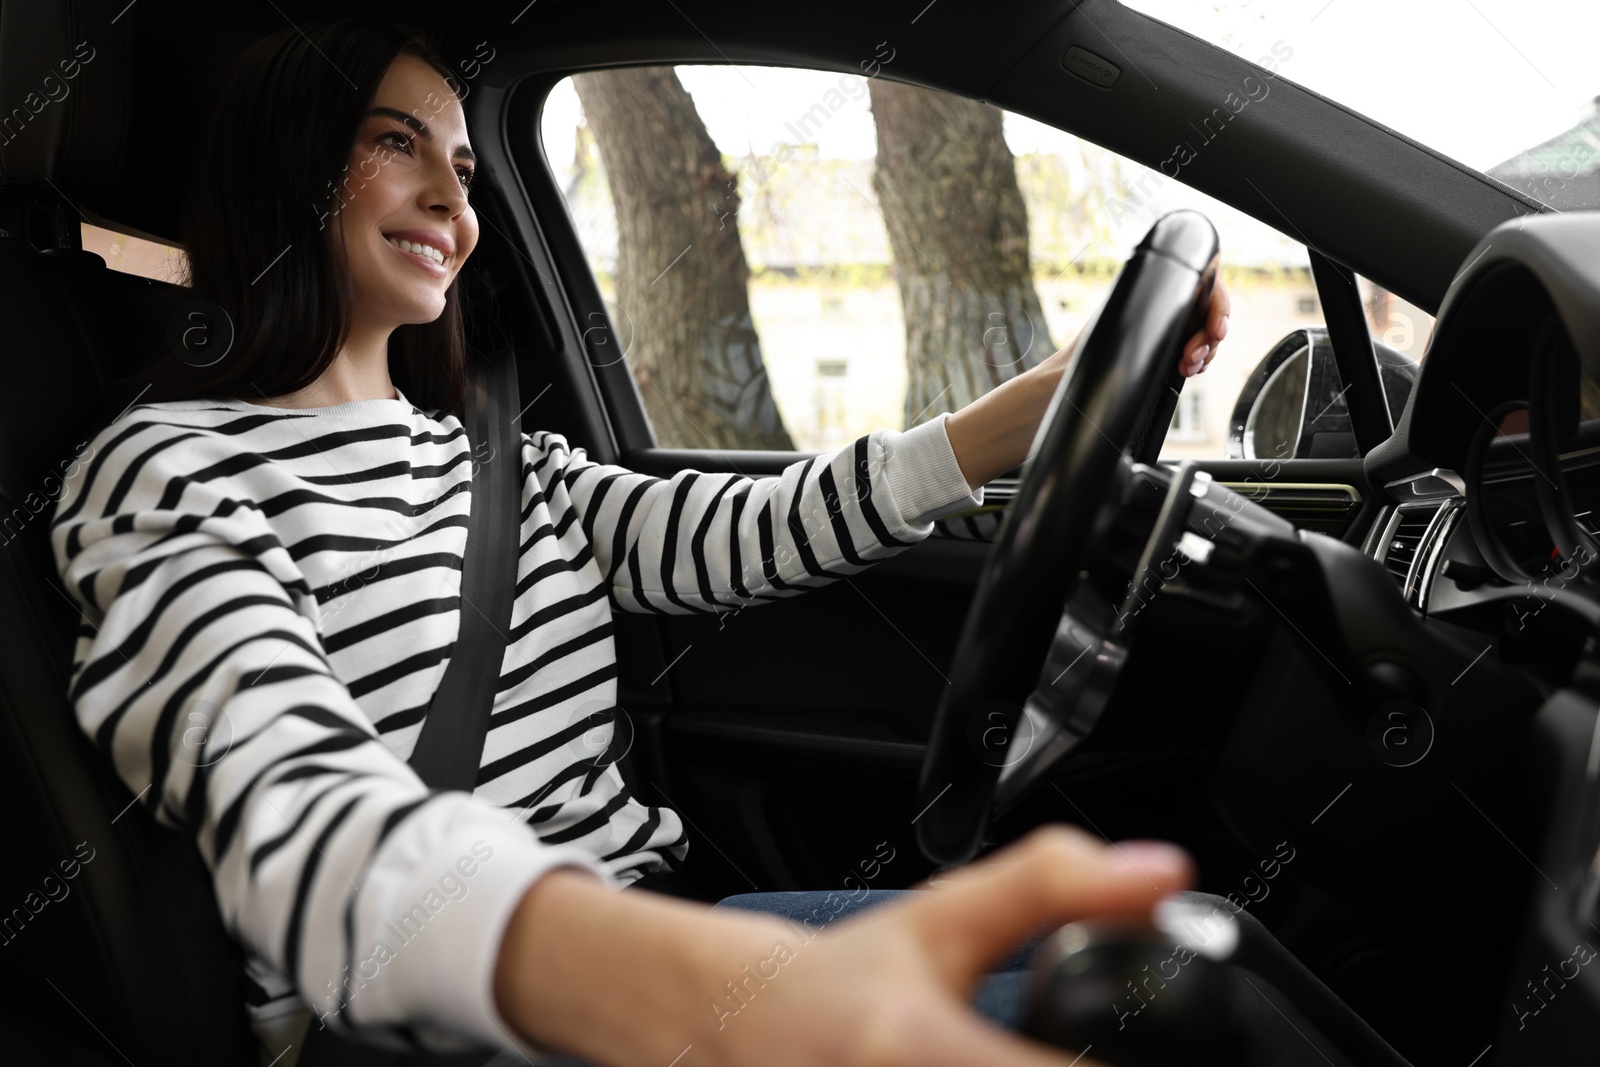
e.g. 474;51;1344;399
49;391;982;1060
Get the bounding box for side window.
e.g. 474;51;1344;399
1360;274;1435;437
1357;276;1434;362
539;65;1310;462
81;224;187;283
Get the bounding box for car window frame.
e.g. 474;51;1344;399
506;61;1405;473
496;70;652;466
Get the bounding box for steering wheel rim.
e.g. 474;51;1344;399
914;211;1220;866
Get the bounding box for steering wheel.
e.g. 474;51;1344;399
915;211;1220;866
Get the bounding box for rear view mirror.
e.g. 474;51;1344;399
1226;326;1417;460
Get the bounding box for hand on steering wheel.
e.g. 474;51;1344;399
1031;271;1230;387
1179;274;1230;377
916;211;1223;867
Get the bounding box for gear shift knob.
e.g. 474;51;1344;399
1020;900;1247;1067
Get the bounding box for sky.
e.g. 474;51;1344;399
542;0;1600;174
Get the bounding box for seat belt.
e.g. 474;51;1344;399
298;346;523;1067
408;345;524;791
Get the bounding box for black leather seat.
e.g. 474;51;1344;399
0;2;273;1063
0;222;262;1066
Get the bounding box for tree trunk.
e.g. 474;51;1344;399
868;82;1054;428
573;68;793;450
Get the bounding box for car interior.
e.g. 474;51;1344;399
1;0;1598;1064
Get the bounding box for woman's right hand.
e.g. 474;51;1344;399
495;825;1192;1066
701;825;1193;1067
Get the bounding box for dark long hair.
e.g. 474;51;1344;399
141;18;468;414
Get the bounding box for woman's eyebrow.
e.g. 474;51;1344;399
368;106;476;162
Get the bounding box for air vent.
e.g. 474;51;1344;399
1379;504;1443;588
1220;483;1362;537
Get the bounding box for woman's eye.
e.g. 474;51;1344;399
456;167;476;191
378;130;413;154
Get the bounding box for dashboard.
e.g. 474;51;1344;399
1359;211;1600;658
1367;429;1600;596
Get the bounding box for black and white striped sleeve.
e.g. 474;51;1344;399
536;411;984;614
51;417;615;1059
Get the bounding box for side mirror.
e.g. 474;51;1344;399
1226;326;1418;460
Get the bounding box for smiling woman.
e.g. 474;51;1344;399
134;21;474;413
46;15;1224;1067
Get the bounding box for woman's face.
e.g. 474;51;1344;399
334;53;479;331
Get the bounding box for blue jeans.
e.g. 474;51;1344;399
515;888;1040;1067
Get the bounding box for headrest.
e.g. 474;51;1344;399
0;0;276;243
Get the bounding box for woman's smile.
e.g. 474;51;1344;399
382;229;454;275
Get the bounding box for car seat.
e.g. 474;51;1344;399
0;1;271;1062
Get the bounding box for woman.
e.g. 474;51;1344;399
52;18;1223;1067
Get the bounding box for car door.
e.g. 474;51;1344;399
498;61;1424;898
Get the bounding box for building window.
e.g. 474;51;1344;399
1297;294;1318;315
1168;389;1206;442
814;359;850;445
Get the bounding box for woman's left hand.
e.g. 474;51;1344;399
946;273;1232;491
1034;272;1231;381
1178;272;1231;377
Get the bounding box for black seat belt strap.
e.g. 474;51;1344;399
408;346;523;791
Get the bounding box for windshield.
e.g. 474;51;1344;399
1120;0;1600;211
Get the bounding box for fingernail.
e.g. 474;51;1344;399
1218;315;1229;340
1109;841;1190;880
